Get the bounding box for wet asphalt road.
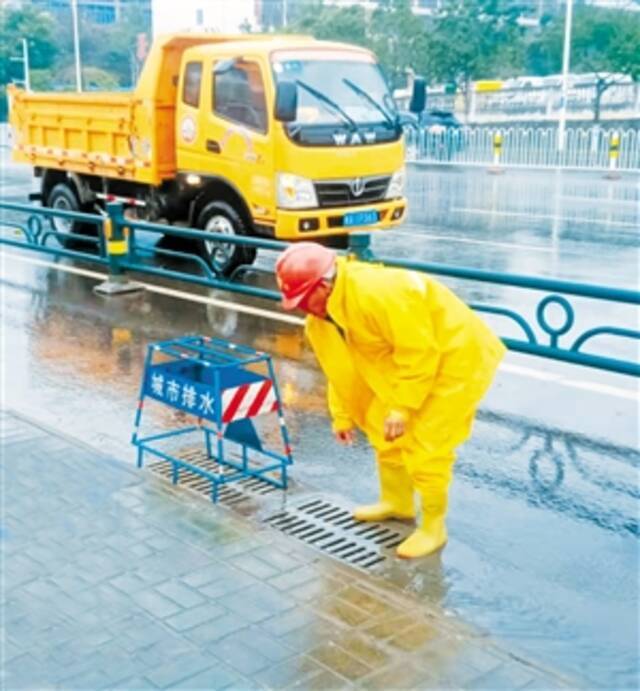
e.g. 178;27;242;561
1;152;639;687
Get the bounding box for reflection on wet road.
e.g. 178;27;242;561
400;165;639;288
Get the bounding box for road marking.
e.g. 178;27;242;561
558;379;639;401
560;195;639;207
499;363;557;381
1;250;637;401
500;363;638;401
1;253;107;281
0;186;37;197
387;229;554;253
451;206;638;228
137;282;304;325
0;251;304;325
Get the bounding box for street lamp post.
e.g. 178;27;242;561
71;0;83;92
11;39;31;90
557;0;573;153
22;38;31;91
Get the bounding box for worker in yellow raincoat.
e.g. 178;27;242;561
276;243;506;558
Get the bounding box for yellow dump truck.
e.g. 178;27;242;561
9;33;424;275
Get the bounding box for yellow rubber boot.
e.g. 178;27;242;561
396;452;453;558
396;516;448;558
354;502;415;522
354;458;415;522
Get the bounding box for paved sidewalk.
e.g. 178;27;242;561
1;410;573;690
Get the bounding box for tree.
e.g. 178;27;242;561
67;66;120;91
0;6;57;84
29;69;56;91
369;0;430;90
51;4;151;89
289;2;369;48
0;5;58;119
288;0;431;90
259;0;314;31
424;0;526;111
528;7;640;121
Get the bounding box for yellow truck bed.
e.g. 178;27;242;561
8;34;240;186
8;84;179;186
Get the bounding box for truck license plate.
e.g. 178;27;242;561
344;210;379;227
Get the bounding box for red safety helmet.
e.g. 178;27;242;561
275;243;337;310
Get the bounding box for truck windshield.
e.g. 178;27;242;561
271;50;398;134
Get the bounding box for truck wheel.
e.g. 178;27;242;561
196;201;256;277
46;182;97;249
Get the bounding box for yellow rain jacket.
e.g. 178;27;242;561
305;257;506;455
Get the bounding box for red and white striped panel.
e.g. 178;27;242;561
221;380;278;424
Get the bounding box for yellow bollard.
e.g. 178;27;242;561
104;216;128;256
488;132;505;175
605;132;621;180
94;202;142;295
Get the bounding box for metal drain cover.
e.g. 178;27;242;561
263;495;414;572
147;447;288;510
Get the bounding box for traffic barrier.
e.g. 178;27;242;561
131;335;293;501
404;125;640;172
0;200;638;378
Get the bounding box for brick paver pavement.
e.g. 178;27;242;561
1;410;576;690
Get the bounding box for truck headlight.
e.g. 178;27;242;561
385;168;405;199
277;173;318;209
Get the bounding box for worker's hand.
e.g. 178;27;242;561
384;411;406;442
335;428;356;446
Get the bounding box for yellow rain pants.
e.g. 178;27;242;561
305;257;506;532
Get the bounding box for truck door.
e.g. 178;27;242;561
177;56;275;226
176;59;206;170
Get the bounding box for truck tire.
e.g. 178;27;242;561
46;182;97;249
196;201;256;277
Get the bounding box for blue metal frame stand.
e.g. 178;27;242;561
131;336;294;502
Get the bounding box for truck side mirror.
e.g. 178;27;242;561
409;77;427;114
275;81;297;123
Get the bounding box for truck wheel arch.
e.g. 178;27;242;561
189;177;253;234
41;169;67;204
68;172;95;205
41;169;94;207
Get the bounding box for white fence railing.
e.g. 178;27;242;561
404;126;640;172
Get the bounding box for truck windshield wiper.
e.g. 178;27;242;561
342;78;395;127
295;79;358;131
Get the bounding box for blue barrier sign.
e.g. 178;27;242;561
132;336;293;501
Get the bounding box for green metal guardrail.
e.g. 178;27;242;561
1;199;638;377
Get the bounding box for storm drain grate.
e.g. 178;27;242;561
148;447;283;507
264;496;413;571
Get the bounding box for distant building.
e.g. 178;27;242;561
29;0;151;25
151;0;259;36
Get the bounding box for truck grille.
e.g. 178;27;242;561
314;175;390;208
